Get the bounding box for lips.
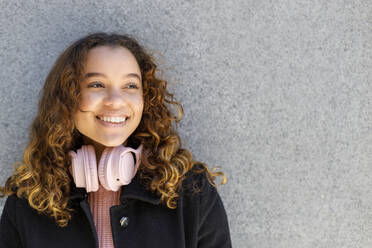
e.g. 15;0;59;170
96;116;127;127
96;114;129;119
96;116;127;122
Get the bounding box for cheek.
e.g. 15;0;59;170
133;95;144;112
73;110;86;131
79;92;101;111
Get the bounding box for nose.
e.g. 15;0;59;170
103;88;127;108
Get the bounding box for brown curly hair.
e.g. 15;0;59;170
0;32;226;227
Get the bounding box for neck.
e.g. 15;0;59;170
82;136;128;162
82;136;103;161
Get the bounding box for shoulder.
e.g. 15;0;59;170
1;192;44;229
179;164;232;247
2;194;23;213
180;163;220;204
0;194;26;247
1;194;22;229
2;194;28;219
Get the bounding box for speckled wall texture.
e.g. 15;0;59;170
0;0;371;247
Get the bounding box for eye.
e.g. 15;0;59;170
87;82;103;88
127;83;139;89
87;81;140;89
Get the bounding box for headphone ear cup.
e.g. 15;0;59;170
69;145;99;192
118;144;143;185
82;145;99;192
99;145;128;191
119;151;136;185
79;143;142;192
69;150;85;188
98;147;113;191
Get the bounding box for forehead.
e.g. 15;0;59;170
83;46;141;74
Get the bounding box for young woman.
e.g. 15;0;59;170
0;32;232;248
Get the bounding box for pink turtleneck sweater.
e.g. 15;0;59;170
88;184;121;248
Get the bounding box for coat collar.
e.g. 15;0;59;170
69;174;161;205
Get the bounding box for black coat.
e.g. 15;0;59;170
0;170;232;248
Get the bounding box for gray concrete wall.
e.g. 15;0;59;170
0;0;371;247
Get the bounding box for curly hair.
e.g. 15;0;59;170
0;32;226;227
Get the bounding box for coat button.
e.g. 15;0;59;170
120;216;129;228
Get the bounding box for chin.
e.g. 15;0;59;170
101;139;128;147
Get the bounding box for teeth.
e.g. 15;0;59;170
99;116;126;123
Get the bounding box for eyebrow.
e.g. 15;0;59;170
84;72;141;80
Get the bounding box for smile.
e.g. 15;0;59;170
96;116;128;127
97;115;127;123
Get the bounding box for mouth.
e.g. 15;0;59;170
95;116;129;127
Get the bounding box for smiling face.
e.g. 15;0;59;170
73;45;144;152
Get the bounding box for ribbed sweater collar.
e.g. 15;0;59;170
69;174;161;205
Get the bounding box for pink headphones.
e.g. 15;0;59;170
68;144;143;192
